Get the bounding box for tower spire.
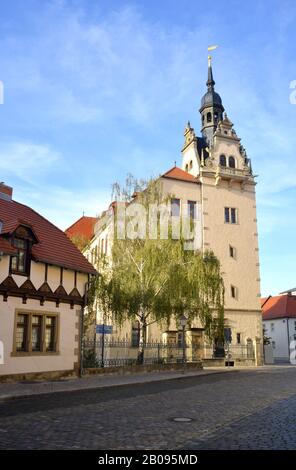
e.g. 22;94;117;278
199;50;224;146
206;55;215;89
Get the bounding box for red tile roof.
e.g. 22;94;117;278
0;237;17;255
261;295;296;320
161;166;199;183
0;198;97;275
65;216;97;241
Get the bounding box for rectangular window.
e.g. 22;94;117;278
14;312;58;354
188;200;196;219
294;321;296;331
45;317;56;352
225;208;238;224
171;198;180;217
231;285;237;299
225;207;230;224
271;323;274;331
16;314;28;352
10;238;29;275
31;315;42;351
229;245;236;258
231;208;237;224
237;333;241;344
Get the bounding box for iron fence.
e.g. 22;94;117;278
82;339;255;368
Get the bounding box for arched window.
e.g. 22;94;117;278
207;112;212;123
185;164;189;172
228;156;236;168
202;114;205;125
189;160;193;169
219;154;226;167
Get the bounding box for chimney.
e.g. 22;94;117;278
0;182;13;201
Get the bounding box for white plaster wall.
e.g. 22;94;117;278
263;319;290;360
181;142;200;176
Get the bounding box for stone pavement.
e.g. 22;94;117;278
0;367;235;400
0;365;296;449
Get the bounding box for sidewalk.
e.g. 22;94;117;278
0;367;239;401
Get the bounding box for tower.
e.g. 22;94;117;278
181;55;263;359
199;56;224;146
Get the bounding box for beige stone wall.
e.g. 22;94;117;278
160;177;201;204
0;297;80;376
201;178;261;312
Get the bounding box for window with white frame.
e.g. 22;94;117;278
225;207;238;224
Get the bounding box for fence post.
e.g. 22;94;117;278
254;337;264;366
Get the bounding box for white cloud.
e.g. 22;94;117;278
0;142;60;184
14;184;110;231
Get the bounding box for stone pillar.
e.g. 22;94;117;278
162;331;177;363
254;336;264;366
187;330;204;362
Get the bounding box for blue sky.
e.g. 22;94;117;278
0;0;295;296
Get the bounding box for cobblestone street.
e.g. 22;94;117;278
0;366;296;450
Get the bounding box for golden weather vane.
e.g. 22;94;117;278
207;44;219;66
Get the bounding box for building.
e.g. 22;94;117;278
0;182;97;381
70;58;263;365
65;216;97;247
262;293;296;363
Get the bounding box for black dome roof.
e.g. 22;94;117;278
200;89;223;110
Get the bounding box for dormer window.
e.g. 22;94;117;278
10;238;30;275
9;224;37;277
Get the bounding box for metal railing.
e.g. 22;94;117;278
82;339;255;368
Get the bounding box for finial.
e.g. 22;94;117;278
206;45;218;89
174;160;176;167
187;120;191;128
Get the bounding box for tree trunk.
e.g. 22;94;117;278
137;317;147;365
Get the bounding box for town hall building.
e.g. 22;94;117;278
68;58;263;365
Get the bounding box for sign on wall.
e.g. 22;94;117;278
96;324;113;335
